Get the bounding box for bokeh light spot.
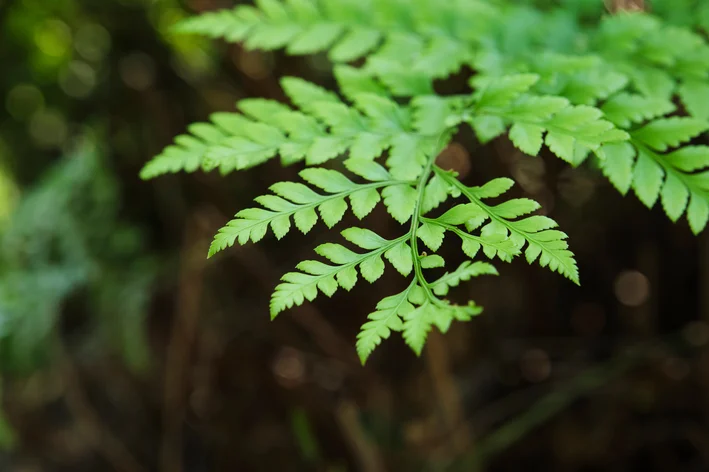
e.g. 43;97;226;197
75;24;111;61
236;49;273;81
512;156;546;193
558;168;596;207
59;61;96;98
520;348;551;383
436;142;471;179
272;347;305;388
614;270;650;307
0;139;19;225
6;84;44;121
661;357;690;381
28;109;68;149
34;20;72;58
683;321;709;347
119;52;156;91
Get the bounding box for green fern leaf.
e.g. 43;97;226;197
174;7;260;41
143;74;451;178
334;66;388;100
434;171;579;284
431;261;498;296
208;168;409;256
632;117;709;152
632;149;666;208
679;80;709;120
402;301;433;356
469;115;507;143
140;113;251;178
473;87;628;163
509;123;544;156
600;142;636;195
356;283;414;364
382;185;418;224
421;174;452;214
270;230;406;318
601;93;676;128
417;223;446;252
472;74;540;110
329;28;382;62
420;254;445;269
401;297;483;356
607;138;709;233
156;0;709;364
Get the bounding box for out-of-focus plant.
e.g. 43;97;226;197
0;137;156;374
0;136;157;448
0;0;207;451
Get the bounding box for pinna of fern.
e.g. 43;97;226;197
141;69;635;362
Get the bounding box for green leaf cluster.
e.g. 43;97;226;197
141;72;438;180
141;0;709;362
2;140;156;374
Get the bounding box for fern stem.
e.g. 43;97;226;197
409;142;448;302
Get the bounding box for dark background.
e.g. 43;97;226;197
1;0;709;471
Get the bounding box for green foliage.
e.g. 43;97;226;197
599;95;709;233
208;160;412;256
142;74;439;180
1;140;156;374
142;0;709;363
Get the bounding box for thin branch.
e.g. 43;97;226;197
160;211;211;472
58;342;148;472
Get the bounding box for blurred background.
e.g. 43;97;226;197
2;0;709;471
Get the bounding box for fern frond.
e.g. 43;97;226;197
465;75;628;165
203;119;579;362
430;261;498;297
599;92;709;232
177;0;500;75
433;170;580;284
270;228;408;318
179;2;709;116
594;13;709;101
151;0;709;365
357;278;487;362
402;294;483;356
266;158;577;363
143;88;447;179
140;113;250;178
601;126;709;234
208;161;413;256
600;93;677;129
175;6;261;41
679;80;709;121
355;281;414;364
141;75;445;179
